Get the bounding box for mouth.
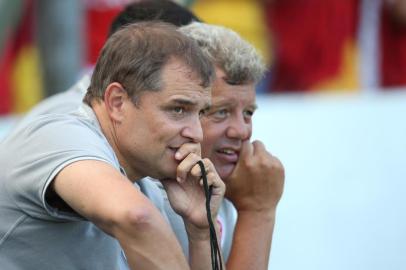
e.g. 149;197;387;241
168;146;179;152
167;146;179;158
216;148;239;163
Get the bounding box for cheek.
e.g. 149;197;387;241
201;122;226;157
156;119;185;145
201;139;215;159
117;119;139;145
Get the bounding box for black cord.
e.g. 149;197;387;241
197;160;223;270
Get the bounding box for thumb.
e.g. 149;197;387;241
239;139;253;160
252;140;266;156
227;140;252;181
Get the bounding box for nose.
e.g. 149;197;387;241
226;115;252;140
181;116;204;143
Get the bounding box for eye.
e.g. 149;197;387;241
243;109;254;118
211;108;229;120
173;107;184;114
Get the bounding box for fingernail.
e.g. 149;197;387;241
175;152;181;160
177;176;182;183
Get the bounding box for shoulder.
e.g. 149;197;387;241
2;108;119;179
0;109;120;219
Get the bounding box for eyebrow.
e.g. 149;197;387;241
170;98;211;109
211;100;258;110
170;98;197;106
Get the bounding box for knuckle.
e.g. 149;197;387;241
191;167;201;177
189;143;201;155
257;155;277;170
176;165;185;175
272;156;285;172
202;158;212;167
259;159;272;170
241;156;253;168
190;152;201;161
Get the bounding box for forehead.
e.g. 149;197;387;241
146;59;211;106
211;74;256;107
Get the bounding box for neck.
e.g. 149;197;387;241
91;101;143;182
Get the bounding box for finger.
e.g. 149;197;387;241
252;140;267;156
190;158;213;178
176;152;201;182
175;143;201;161
198;170;224;192
198;170;216;186
192;159;223;189
205;171;225;196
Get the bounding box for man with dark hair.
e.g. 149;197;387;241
0;21;225;270
108;0;201;35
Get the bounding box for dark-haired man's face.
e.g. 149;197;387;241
115;59;211;180
201;68;256;180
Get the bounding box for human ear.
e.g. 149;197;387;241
103;82;127;122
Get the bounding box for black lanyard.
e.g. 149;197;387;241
197;160;223;270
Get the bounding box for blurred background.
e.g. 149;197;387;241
1;0;405;269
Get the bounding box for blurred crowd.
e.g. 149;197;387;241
1;0;406;116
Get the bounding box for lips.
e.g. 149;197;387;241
167;147;179;158
168;146;179;152
216;148;239;163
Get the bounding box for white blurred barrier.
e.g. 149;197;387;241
1;91;406;270
252;91;406;270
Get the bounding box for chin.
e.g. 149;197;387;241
161;153;179;173
217;164;235;181
159;168;177;180
150;161;177;180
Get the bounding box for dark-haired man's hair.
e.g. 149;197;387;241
109;0;201;36
84;21;213;106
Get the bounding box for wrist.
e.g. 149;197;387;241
236;208;276;222
184;221;211;242
231;198;279;215
227;194;282;214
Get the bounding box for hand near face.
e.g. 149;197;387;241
225;140;284;213
160;143;225;231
